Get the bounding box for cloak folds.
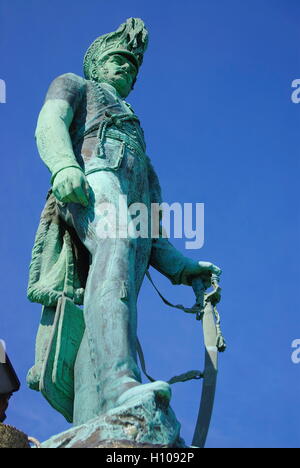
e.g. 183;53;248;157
27;192;89;421
27;191;89;307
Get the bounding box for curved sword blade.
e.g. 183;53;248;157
192;301;218;448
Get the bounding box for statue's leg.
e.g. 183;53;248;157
83;233;142;415
73;331;100;426
58;171;144;418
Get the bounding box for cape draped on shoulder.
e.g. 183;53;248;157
27;191;90;307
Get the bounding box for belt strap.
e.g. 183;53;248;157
136;337;203;385
145;271;198;315
136;270;204;386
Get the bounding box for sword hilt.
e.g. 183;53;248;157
207;273;222;306
192;277;206;321
192;274;222;320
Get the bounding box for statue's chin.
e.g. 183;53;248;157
97;75;131;98
111;78;131;98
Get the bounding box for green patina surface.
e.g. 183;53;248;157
27;18;221;447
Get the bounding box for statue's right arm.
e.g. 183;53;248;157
35;99;81;182
35;73;89;206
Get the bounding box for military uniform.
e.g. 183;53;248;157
33;72;190;424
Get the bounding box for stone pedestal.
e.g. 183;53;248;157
41;386;186;448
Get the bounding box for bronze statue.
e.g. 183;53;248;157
27;18;222;448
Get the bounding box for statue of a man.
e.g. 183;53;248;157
28;18;221;430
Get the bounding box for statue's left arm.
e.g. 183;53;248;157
150;234;220;286
147;157;221;286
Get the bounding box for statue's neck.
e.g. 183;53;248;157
99;81;125;101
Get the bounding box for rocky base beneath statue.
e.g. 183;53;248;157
41;386;186;448
0;424;30;448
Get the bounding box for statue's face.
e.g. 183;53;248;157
95;54;138;98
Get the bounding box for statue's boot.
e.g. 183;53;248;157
100;377;171;414
116;380;171;407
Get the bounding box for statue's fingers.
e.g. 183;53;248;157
53;184;67;203
60;182;76;204
198;261;222;277
53;187;63;202
60;194;74;204
66;183;81;204
212;265;222;276
74;185;89;207
67;192;79;204
81;178;90;200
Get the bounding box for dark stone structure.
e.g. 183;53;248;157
0;352;20;422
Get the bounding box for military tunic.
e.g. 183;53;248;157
34;73;190;423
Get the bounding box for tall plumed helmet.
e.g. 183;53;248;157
83;18;149;81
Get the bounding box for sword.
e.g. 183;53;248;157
191;274;225;448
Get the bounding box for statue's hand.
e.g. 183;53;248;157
52;167;90;207
181;260;222;287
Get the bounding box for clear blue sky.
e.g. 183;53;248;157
0;0;299;448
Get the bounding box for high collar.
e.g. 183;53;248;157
100;81;123;100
